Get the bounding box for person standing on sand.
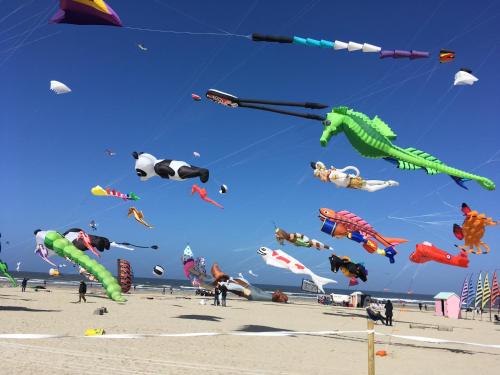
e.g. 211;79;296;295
220;284;228;307
384;300;393;326
213;286;220;306
78;281;87;303
21;278;28;292
419;302;422;311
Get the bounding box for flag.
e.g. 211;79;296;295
482;273;491;309
475;273;483;308
466;274;475;308
491;272;499;307
459;275;469;308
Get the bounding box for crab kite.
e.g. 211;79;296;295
453;203;498;254
50;0;122;27
206;90;495;191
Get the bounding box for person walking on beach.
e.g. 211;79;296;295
384;300;393;326
21;278;28;292
78;281;87;303
213;286;220;306
419;302;422;311
220;284;228;307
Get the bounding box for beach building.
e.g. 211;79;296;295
433;292;461;319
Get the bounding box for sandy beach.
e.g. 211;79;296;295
1;285;499;375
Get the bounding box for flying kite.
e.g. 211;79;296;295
454;68;478;86
0;260;17;287
63;228;153;253
275;227;332;250
50;0;122;27
153;265;164;277
192;94;201;101
248;270;258;277
453;203;498;254
311;161;399;192
89;220;98;231
117;259;132;292
193;151;201;157
137;43;147;51
329;254;368;282
49;268;60;276
133;152;209;183
105;149;116;156
206;90;495;191
127;207;153;228
34;230;125;301
257;247;336;293
251;33;429;60
219;184;228;194
91;185;140;201
16;262;21;272
410;242;469;268
191;184;223;209
50;80;71;94
439;49;455;63
319;208;407;263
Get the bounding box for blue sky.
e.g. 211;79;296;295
1;0;499;294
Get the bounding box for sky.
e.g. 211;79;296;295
1;0;499;295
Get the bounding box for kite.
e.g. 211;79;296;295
34;230;125;301
329;254;368;282
49;268;60;276
206;90;494;190
133;152;209;183
453;203;498;254
0;260;17;287
257;246;336;293
219;184;228;194
117;259;132;293
192;94;201;101
319;208;407;263
50;0;122;27
311;161;399;192
275;227;332;250
127;207;153;228
248;270;258;277
105;149;116;156
409;242;469;268
91;185;140;201
63;228;153;252
182;245;211;288
251;33;429;60
153;265;164;276
89;220;98;231
115;242;158;250
193;151;201;157
191;184;223;209
16;262;21;272
50;80;71;94
439;49;455;63
454;68;478;86
137;43;147;51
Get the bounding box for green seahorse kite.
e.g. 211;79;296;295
0;259;17;287
205;90;495;191
41;231;126;302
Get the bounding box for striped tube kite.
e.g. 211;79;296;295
50;0;122;27
91;185;140;201
35;230;125;302
117;259;133;293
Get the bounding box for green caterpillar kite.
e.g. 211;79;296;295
205;89;495;191
35;230;126;302
0;259;17;287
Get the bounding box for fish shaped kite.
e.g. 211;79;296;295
257;246;336;293
453;203;498;254
127;207;153;228
191;184;223;209
275;227;332;250
50;0;122;27
319;208;407;263
0;260;17;287
311;161;399;192
206;90;495;191
251;33;429;60
410;242;469;268
91;185;140;201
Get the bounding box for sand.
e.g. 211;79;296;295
0;285;499;375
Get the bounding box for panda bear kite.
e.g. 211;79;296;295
133;152;209;183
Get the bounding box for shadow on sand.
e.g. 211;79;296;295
175;314;223;322
236;325;294;333
0;306;60;312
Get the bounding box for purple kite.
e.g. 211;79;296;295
380;50;429;59
50;0;122;27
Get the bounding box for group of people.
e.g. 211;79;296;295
213;284;228;306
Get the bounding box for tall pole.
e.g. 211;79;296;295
368;319;375;375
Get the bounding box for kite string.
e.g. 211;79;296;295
123;26;250;39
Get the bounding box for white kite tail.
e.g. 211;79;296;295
309;272;337;293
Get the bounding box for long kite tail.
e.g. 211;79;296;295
44;231;126;302
0;263;17;287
